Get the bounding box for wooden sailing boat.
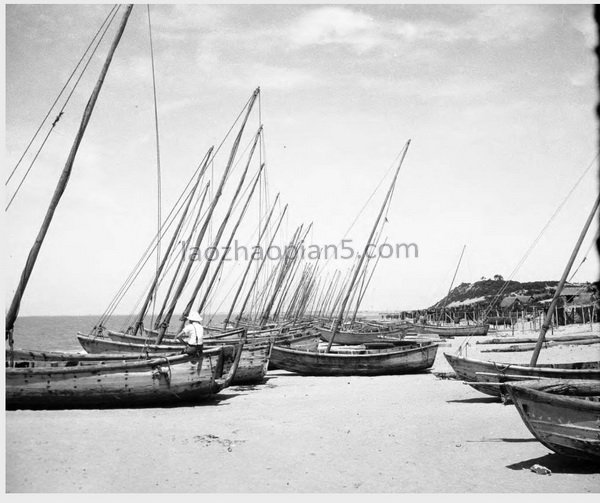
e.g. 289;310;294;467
77;113;277;384
503;379;600;460
5;5;243;409
270;140;439;376
444;192;600;397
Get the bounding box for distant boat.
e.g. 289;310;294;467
315;325;408;345
416;323;489;338
503;379;600;460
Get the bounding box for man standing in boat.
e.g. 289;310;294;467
175;312;204;356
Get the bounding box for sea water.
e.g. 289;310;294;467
10;313;228;352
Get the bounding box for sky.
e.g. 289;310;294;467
4;2;599;318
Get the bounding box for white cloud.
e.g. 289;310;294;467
289;7;383;52
391;5;553;45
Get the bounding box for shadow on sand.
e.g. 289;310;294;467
507;453;600;474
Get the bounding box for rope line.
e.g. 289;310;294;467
6;5;121;211
6;4;119;187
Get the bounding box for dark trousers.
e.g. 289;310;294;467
185;344;203;357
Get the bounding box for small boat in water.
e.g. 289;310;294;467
503;379;600;460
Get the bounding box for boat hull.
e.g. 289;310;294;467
315;326;407;345
6;346;235;410
504;379;600;460
444;353;600;397
417;324;489;337
77;333;272;384
270;342;438;376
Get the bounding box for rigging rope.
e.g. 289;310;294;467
6;4;119;187
147;4;162;329
482;151;598;319
6;6;121;211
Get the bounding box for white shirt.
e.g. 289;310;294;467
180;322;204;346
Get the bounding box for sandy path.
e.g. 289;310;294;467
5;328;600;493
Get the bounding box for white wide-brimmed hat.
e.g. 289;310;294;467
186;312;203;323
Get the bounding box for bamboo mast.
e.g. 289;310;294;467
155;89;259;343
234;205;288;326
154;181;211;328
440;244;466;325
351;237;387;324
223;193;279;327
179;127;262;329
196;165;264;314
131;159;207;334
5;5;134;344
259;224;305;326
326;140;410;352
262;223;312;325
529;192;600;366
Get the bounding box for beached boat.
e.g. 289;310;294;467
268;141;442;375
77;332;273;384
503;379;600;460
416;323;489;337
7;344;243;410
270;341;438;376
5;6;247;409
315;325;408;345
444;191;600;397
444;353;600;397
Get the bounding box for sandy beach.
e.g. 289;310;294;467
6;324;600;493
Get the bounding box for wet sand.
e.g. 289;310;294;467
5;324;600;493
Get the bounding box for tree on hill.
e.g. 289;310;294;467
493;274;504;281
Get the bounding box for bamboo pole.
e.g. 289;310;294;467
223;193;279;327
179;127;262;328
155;90;260;343
196;165;264;314
234;205;287;326
326;140;410;352
6;5;134;341
530;192;600;366
155;181;211;327
132;155;208;334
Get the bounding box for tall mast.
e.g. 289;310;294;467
234;205;288;327
529;192;600;366
154;181;211;328
6;5;134;337
178;127;262;328
440;244;466;323
326;140;410;351
132;159;207;334
196;165;264;314
224;193;279;327
155;89;259;343
260;223;312;326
